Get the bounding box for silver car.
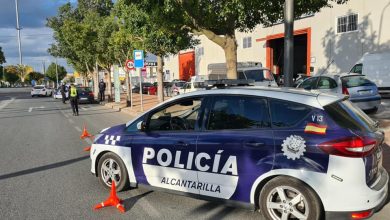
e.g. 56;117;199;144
297;73;381;112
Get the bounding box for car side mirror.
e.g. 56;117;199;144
137;121;146;131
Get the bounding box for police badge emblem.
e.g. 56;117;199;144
281;135;306;160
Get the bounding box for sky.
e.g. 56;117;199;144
0;0;76;73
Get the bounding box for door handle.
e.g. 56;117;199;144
244;142;265;148
175;141;189;147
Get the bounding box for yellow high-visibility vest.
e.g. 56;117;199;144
70;87;77;97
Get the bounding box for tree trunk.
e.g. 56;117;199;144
157;55;164;102
223;35;238;79
200;28;238;79
106;67;113;101
93;62;99;99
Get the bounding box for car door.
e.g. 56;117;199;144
196;95;274;202
130;96;205;195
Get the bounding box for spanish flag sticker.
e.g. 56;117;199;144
304;123;327;135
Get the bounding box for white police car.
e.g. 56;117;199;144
90;85;387;220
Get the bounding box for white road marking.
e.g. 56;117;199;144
0;98;15;110
81;107;88;111
28;106;45;112
74;126;82;132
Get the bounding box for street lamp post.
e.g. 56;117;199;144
283;0;294;87
15;0;22;66
55;57;59;89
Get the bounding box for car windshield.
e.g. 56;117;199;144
78;87;91;92
324;100;377;132
242;69;274;82
341;76;375;88
175;82;185;87
34;86;44;89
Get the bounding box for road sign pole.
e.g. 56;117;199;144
130;71;133;109
138;68;143;112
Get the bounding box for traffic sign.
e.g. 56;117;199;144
133;50;144;68
125;59;134;70
145;62;157;67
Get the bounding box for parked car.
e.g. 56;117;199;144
91;84;387;220
349;52;390;96
178;81;206;95
52;88;69;99
170;80;186;96
77;87;95;104
297;73;381;112
31;85;53;97
237;67;278;87
132;83;154;94
293;74;311;87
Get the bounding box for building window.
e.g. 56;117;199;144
243;37;252;49
337;13;358;33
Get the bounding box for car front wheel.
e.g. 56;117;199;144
259;176;322;220
97;152;129;191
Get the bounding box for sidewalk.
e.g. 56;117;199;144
100;93;169;117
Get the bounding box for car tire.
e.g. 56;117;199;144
97;152;130;191
259;176;322;220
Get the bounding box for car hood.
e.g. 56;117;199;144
101;124;126;135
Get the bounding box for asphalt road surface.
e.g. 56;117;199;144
0;87;389;220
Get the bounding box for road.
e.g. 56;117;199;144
0;87;390;220
0;88;260;220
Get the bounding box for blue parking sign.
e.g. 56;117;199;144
133;50;144;68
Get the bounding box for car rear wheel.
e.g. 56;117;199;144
97;152;129;191
259;176;322;220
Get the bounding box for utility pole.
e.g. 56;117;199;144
283;0;294;87
15;0;22;66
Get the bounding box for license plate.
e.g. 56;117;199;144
359;90;371;95
80;98;87;100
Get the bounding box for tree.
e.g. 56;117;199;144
115;1;197;102
25;71;44;83
4;65;20;85
46;62;67;84
0;47;6;65
138;0;347;79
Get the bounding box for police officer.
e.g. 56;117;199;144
98;79;106;102
60;83;67;104
69;84;79;116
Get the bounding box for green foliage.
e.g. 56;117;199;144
0;47;5;64
4;65;20;85
25;71;44;83
46;62;67;82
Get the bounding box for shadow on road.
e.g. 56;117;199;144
122;191;154;212
0;155;89;181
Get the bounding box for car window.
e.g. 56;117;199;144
238;71;246;80
194;82;205;88
207;96;270;130
34;86;44;89
175;82;185;87
341;76;375;88
324;100;376;132
244;69;266;82
126;116;146;132
298;77;318;89
318;77;338;89
270;99;312;128
350;64;363;74
148;98;203;131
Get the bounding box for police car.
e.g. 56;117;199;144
90;82;388;220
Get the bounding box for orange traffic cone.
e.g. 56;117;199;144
94;181;125;213
83;146;91;152
80;124;92;139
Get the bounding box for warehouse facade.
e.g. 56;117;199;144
163;0;390;81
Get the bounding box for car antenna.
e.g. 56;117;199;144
319;59;334;76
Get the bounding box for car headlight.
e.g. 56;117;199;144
93;133;104;143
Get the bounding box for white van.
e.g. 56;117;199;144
350;52;390;95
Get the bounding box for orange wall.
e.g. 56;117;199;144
179;51;195;81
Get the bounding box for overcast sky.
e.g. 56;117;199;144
0;0;76;73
